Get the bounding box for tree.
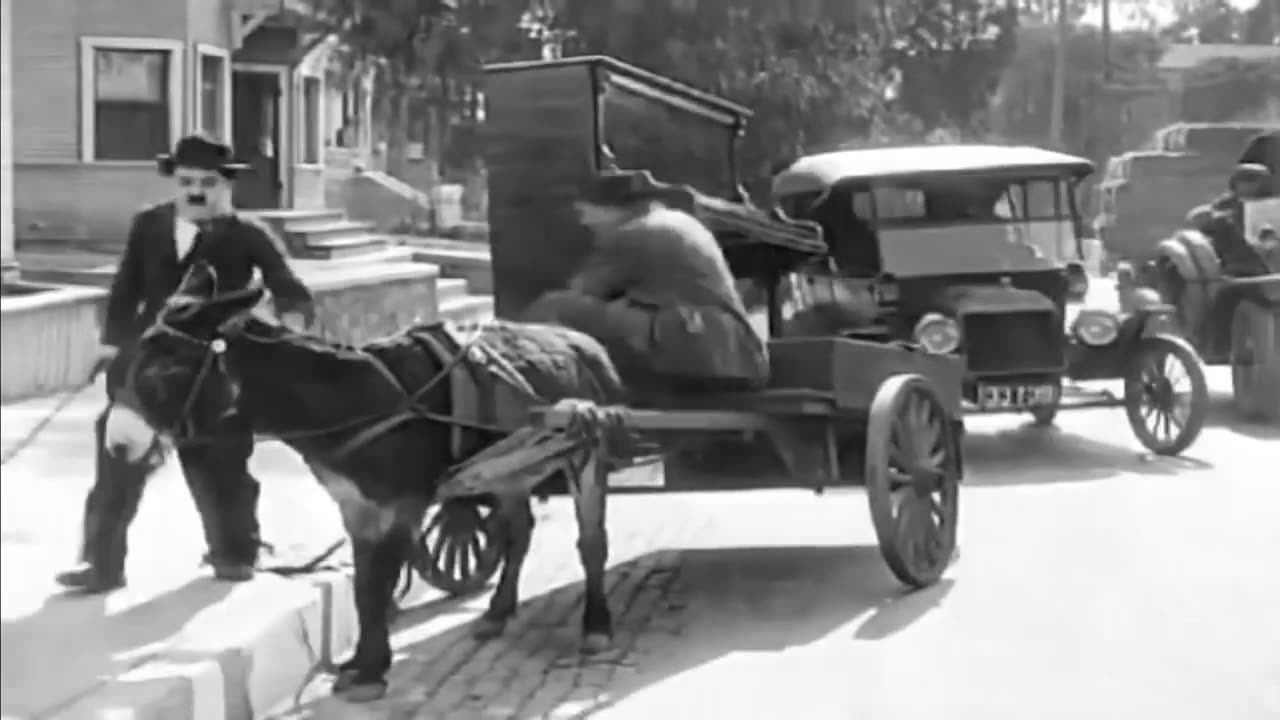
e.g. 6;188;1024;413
307;0;544;178
988;25;1164;156
526;0;1021;195
876;0;1021;133
523;0;901;195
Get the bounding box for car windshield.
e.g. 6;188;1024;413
781;175;1082;277
861;177;1073;225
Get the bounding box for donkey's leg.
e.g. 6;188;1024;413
473;494;535;639
572;452;613;653
333;523;411;702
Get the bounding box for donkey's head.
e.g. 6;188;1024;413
127;261;265;443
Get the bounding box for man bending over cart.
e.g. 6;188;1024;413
525;174;769;402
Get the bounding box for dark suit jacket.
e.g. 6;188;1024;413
102;202;315;347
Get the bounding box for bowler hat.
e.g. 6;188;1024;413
157;134;249;177
579;170;696;212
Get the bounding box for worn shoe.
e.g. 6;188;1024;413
54;563;126;594
211;562;255;582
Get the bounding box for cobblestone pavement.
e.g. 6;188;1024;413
270;367;1280;720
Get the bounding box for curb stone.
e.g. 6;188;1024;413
48;572;357;720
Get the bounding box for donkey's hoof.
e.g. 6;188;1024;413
580;632;613;655
334;679;388;703
331;667;360;693
471;615;508;640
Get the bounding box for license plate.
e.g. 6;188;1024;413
976;383;1057;410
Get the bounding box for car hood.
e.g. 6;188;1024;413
933;284;1059;315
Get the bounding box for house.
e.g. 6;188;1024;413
9;0;373;249
2;0;14;278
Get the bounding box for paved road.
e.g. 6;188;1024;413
0;382;355;719
255;366;1280;720
3;366;1277;720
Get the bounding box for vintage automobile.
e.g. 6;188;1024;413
771;144;1210;455
1117;129;1280;424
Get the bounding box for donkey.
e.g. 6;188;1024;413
123;262;628;701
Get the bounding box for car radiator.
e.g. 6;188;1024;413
961;311;1064;374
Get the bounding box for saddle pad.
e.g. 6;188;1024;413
417;322;544;458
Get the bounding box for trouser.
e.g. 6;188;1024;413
78;407;261;576
525;290;769;400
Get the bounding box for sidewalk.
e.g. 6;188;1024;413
0;385;362;719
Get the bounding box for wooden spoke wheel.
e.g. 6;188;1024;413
1123;335;1208;456
416;499;503;597
865;375;960;589
1230;301;1280;425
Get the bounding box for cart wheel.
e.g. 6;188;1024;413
416;499;503;597
1230;301;1280;424
865;374;960;589
1123;335;1208;456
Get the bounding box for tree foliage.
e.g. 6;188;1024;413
1162;0;1277;44
527;0;1019;192
876;0;1021;132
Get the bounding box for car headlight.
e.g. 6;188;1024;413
914;313;961;354
1073;309;1120;346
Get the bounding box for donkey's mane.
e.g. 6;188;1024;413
238;315;370;362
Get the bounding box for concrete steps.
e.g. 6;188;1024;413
438;293;495;324
247;209;389;259
400;236;493;294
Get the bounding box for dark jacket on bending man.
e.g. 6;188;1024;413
526;182;769;400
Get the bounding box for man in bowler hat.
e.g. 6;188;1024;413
55;134;317;593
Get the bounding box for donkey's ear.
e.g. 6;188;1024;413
176;261;219;300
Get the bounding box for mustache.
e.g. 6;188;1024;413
185;194;208;206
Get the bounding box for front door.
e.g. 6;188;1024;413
232;69;283;209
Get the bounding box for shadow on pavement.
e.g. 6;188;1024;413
962;423;1214;487
277;544;941;719
0;579;234;718
1203;389;1280;441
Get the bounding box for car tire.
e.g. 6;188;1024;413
1231;300;1280;424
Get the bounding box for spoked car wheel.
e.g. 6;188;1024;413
865;375;960;589
415;499;503;596
1123;335;1208;456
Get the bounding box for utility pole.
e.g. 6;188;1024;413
1048;0;1068;148
1101;0;1111;83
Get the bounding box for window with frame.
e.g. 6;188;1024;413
197;49;228;138
301;75;322;164
83;40;180;162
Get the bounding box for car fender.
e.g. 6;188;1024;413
1106;307;1182;352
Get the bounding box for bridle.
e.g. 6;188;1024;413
138;294;515;462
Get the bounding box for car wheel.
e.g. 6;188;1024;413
1123;335;1209;456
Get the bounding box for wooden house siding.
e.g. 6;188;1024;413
11;0;236;246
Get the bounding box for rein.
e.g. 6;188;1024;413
145;312;511;461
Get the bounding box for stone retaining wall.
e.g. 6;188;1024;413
1;263;441;401
1;284;106;402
